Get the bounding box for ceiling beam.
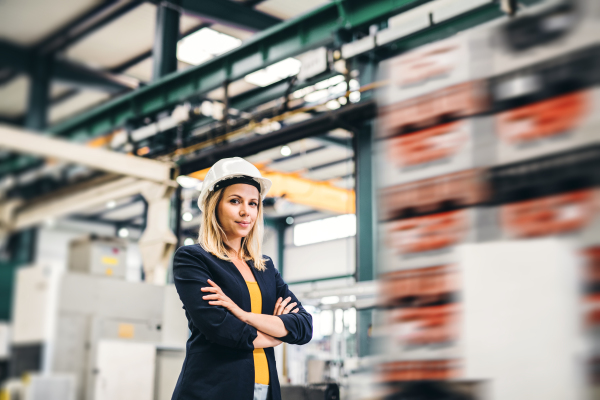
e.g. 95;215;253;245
53;59;136;94
0;40;133;94
314;134;353;149
3;175;151;231
241;0;269;7
0;123;175;185
162;0;281;32
47;0;409;140
178;99;376;174
0;40;30;72
152;4;180;81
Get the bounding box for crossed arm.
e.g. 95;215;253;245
201;279;298;349
172;248;311;350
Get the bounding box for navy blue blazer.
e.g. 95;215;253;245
170;244;313;400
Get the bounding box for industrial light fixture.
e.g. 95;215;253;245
304;89;328;103
176;175;201;189
326;100;341;110
245;58;301;87
118;228;129;238
106;200;116;209
177;28;242;66
184;238;195;246
182;212;193;222
349;91;361;103
280;145;292;156
286;216;294;225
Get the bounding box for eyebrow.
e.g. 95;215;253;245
228;194;259;201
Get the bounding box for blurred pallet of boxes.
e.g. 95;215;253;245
375;0;600;397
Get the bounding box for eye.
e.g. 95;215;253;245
250;201;258;206
230;199;240;204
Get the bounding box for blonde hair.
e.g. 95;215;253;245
197;187;266;271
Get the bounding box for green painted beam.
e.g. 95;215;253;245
264;217;287;276
48;0;422;140
25;53;52;131
0;228;37;320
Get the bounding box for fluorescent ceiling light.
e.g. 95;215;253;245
177;28;242;66
245;58;302;87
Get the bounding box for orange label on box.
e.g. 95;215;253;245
496;91;588;144
389;121;466;167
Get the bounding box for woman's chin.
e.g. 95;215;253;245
237;227;251;236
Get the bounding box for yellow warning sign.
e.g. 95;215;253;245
118;323;135;339
101;256;118;265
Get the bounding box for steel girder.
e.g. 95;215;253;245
166;0;281;32
152;4;180;81
0;40;133;94
178;99;376;174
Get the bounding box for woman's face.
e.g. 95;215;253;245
217;183;260;242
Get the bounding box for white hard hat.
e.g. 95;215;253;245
197;157;272;212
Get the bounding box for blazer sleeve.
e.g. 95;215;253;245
272;262;313;345
172;246;258;350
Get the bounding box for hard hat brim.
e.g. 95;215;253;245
197;173;272;212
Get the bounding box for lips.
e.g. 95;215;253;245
236;221;251;228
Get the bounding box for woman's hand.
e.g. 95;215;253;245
202;279;249;322
254;331;283;349
273;296;299;316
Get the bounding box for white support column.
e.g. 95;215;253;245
138;183;178;285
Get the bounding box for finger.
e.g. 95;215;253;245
280;297;291;307
201;287;218;292
278;297;291;314
292;308;299;313
208;301;223;306
273;297;282;315
284;302;297;312
202;294;219;300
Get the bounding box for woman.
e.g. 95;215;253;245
171;157;313;400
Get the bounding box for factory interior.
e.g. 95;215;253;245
0;0;600;399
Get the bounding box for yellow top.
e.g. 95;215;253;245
246;280;270;385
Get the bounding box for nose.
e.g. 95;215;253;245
239;203;248;216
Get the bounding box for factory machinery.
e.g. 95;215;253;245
0;235;189;400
